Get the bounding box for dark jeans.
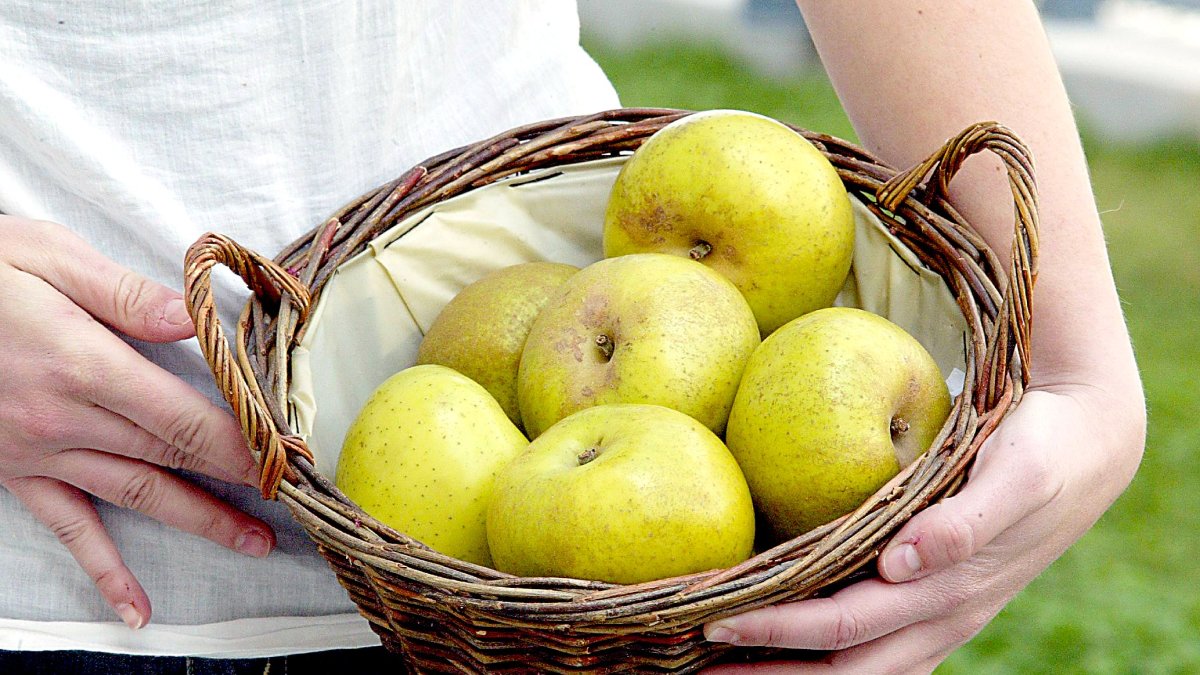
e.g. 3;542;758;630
0;647;405;675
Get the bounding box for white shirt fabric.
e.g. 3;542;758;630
0;0;619;656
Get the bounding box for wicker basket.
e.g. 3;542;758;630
183;108;1037;673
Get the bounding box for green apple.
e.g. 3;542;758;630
517;253;760;438
726;307;952;541
603;109;856;335
486;404;756;584
335;364;528;566
417;261;578;429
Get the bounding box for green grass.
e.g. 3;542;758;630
585;39;1200;673
586;40;858;142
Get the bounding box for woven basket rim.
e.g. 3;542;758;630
183;107;1038;672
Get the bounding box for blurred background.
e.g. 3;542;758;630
579;1;1200;673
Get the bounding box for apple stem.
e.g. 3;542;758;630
689;241;713;261
577;447;599;465
595;334;615;361
890;416;910;437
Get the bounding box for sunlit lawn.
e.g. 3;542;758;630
586;39;1200;674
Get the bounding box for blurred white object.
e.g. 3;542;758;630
1103;0;1200;50
1048;0;1200;141
582;0;1200;142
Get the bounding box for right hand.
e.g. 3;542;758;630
0;216;276;629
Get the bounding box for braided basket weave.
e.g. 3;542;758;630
183;109;1038;673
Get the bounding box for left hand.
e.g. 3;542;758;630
702;383;1145;674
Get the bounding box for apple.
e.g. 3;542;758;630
603;109;856;335
335;364;528;566
725;307;952;541
517;253;760;438
486;403;756;584
417;261;578;429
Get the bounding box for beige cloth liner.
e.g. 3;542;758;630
289;157;968;478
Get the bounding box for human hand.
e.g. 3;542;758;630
702;382;1145;674
0;217;276;630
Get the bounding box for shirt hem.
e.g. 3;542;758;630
0;613;381;658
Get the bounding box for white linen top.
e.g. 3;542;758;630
0;0;619;656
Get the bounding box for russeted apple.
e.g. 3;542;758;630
486;404;756;584
517;253;760;438
417;261;578;430
335;365;528;567
726;307;953;541
603;109;856;335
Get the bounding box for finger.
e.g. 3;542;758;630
3;475;152;629
68;327;260;485
46;449;275;558
703;621;949;674
878;396;1064;583
11;220;194;342
14;402;245;486
2;259;255;487
703;658;826;674
766;614;977;675
53;405;257;487
704;576;945;651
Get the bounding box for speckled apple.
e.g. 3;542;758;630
336;364;528;566
417;261;578;430
486;403;756;584
516;253;760;438
603;109;855;335
726;307;952;542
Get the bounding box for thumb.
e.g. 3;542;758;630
18;221;195;342
877;404;1061;583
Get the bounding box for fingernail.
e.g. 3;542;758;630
884;543;923;582
705;623;742;645
163;297;192;327
236;530;272;558
116;602;144;630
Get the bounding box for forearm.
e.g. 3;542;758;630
796;1;1141;401
705;7;1146;662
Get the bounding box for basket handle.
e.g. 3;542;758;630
876;121;1039;389
183;233;314;500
